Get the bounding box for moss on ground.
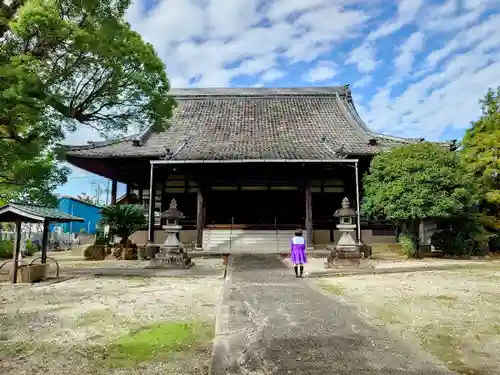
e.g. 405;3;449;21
321;283;346;296
102;321;213;368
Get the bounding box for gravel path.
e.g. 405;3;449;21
210;254;455;375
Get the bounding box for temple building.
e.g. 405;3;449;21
64;86;454;251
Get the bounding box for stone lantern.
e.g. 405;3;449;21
326;197;363;268
148;199;193;268
161;198;184;252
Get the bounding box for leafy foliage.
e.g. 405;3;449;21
1;0;175;203
0;239;38;258
462;87;500;205
398;234;416;258
99;204;146;243
461;87;500;251
77;193;96;204
0;240;14;259
362;142;478;256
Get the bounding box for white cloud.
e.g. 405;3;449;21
346;42;378;73
53;0;500;196
367;0;424;41
61;0;500;148
260;69;286;82
394;31;425;77
304;62;336;82
352;75;373;88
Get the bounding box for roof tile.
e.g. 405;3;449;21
65;87;446;160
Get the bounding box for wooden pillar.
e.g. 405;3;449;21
110;180;117;205
305;179;313;248
11;219;22;284
196;187;205;249
147;165;155;243
41;219;49;264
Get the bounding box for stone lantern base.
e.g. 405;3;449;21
145;199;194;269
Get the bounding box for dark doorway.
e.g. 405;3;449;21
205;189;303;228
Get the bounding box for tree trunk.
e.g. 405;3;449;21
411;219;421;258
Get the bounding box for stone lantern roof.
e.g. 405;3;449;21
333;197;356;218
161;199;184;220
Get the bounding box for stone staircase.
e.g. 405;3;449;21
203;229;305;253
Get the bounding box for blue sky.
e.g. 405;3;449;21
58;0;500;197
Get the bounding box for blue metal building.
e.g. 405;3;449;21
50;196;102;234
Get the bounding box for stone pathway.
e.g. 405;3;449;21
210;254;455;375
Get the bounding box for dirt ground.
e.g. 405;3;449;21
0;276;223;375
317;265;500;375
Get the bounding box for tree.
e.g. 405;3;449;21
362;142;477;257
77;192;96;204
99;204;146;244
0;151;69;206
1;0;175;203
461;87;500;242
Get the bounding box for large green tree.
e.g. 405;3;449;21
0;0;175;205
362;142;477;257
461;87;500;245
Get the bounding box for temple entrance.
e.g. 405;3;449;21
206;189;304;228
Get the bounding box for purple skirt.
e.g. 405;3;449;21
290;244;307;264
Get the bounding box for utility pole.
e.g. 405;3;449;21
91;180;105;205
105;180;111;205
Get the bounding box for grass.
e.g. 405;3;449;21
433;295;458;301
75;310;111;327
102;321;213;368
416;325;485;375
321;283;345;296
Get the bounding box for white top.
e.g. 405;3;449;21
291;236;306;245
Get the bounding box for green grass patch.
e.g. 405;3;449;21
321;283;345;296
433;295;458;302
493;325;500;335
103;321;213;368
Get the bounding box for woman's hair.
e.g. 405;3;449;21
295;229;303;236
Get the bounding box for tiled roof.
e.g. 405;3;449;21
65;87;454;160
0;204;85;223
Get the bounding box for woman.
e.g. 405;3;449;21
290;229;307;278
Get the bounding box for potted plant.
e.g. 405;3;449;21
99;205;146;260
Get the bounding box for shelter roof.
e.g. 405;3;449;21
0;204;85;223
65;86;455;161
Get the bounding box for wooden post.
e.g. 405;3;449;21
305;179;313;248
11;219;22;284
147;164;155;243
41;219;49;264
196;187;205;249
354;161;362;243
110;180;117;205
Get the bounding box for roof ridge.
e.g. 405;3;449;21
168;86;349;97
63;134;138;151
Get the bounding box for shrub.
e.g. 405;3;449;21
489;235;500;252
24;240;39;257
0;240;13;259
112;243;138;260
431;229;476;256
398;234;416;258
99;205;146;244
83;245;107;260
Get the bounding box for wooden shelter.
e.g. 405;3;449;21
63;86;455;250
0;204;84;283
